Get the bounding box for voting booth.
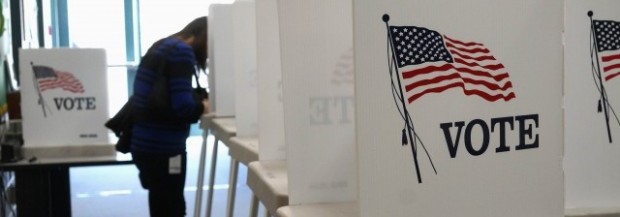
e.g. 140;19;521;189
257;0;286;161
12;48;115;216
278;0;356;205
564;0;620;215
208;4;235;117
19;49;111;152
233;0;258;138
353;0;564;216
245;1;290;216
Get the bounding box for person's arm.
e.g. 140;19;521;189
167;43;205;123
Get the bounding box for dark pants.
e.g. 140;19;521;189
132;152;187;217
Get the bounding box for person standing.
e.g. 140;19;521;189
130;16;209;217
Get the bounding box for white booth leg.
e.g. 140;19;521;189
225;159;239;217
249;194;259;217
205;139;220;217
193;130;210;217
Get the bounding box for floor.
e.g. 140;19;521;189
70;134;264;217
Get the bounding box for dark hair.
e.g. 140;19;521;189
173;16;208;70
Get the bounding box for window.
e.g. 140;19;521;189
50;0;232;115
138;0;226;55
67;0;126;64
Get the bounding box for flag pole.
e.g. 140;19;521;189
384;14;423;183
31;62;47;118
589;11;613;143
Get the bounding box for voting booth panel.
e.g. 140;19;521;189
19;49;110;146
233;0;258;138
564;0;620;212
256;0;286;160
354;0;564;216
278;0;356;205
208;4;236;117
207;5;216;114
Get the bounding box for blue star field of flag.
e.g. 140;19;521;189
593;20;620;52
390;26;454;68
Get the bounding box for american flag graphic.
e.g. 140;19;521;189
33;65;84;93
593;19;620;82
388;25;516;103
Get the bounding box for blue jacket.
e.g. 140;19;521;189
130;37;204;155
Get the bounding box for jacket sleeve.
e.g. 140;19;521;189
166;43;205;123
